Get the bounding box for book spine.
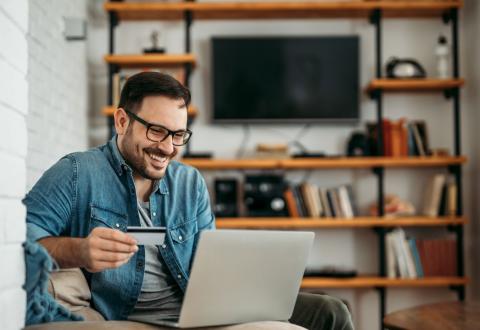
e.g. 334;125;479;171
284;188;299;218
383;119;392;156
403;238;417;278
310;184;323;217
392;229;409;278
407;123;418;156
292;186;305;217
332;188;344;218
326;190;337;218
338;186;354;219
386;233;397;278
319;188;332;218
409;239;424;278
412;122;426;156
447;180;458;216
438;182;448;216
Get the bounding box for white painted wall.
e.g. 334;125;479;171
27;0;89;190
87;2;479;330
0;1;29;329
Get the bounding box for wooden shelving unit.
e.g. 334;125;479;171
367;78;465;92
104;1;466;327
216;217;467;229
301;276;468;289
104;54;196;68
104;1;463;21
182;156;467;170
103;105;198;118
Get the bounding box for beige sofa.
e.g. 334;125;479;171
24;269;305;330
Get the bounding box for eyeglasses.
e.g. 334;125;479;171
125;110;192;146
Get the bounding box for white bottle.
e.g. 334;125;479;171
435;35;450;79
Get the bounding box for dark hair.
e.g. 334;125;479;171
118;72;191;113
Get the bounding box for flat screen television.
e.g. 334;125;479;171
212;36;359;124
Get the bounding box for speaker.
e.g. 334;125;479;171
244;174;288;217
214;178;238;217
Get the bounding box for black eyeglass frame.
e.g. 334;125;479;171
125;109;192;146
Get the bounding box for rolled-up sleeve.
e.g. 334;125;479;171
23;156;76;242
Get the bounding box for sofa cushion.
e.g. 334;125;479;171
48;268;105;321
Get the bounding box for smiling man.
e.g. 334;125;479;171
24;72;353;330
25;72;210;320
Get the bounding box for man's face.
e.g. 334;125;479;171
117;95;188;180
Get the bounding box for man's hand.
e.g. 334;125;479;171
38;228;139;272
80;227;139;273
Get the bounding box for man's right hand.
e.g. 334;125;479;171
80;227;139;273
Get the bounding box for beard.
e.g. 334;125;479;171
120;128;177;180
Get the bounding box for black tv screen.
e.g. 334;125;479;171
212;36;359;123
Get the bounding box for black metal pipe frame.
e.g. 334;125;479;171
449;7;465;301
184;9;194;155
371;8;386;328
107;12;119;138
185;10;193;89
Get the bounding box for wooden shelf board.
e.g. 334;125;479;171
182;156;467;170
102;105;198;118
216;217;467;229
367;78;465;92
104;1;462;20
301;276;468;289
104;54;196;68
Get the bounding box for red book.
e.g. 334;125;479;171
382;119;392;156
399;119;409;156
284;188;299;218
445;239;457;276
391;121;402;157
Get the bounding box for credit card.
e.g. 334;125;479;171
127;226;166;245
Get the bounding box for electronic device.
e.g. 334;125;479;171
182;152;213;159
244;174;288;217
292;152;326;158
126;226;166;245
347;131;370;156
128;230;314;328
386;57;426;78
212;36;359;123
304;266;357;278
214;178;239;217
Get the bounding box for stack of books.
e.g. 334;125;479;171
367;119;430;157
386;228;457;278
284;183;357;218
423;174;458;217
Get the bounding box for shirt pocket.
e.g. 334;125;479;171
89;205;128;232
169;218;198;244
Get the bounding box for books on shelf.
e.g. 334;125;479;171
112;73;128;108
284;183;357;219
423;174;458;217
367;119;430;157
386;228;456;278
111;68;186;108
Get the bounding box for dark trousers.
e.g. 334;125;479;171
289;293;354;330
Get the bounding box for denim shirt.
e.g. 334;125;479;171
23;136;216;320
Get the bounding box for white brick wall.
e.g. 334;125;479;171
1;1;88;328
27;0;88;189
0;0;28;329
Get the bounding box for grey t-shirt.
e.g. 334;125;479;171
128;201;183;320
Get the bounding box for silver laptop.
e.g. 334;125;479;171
129;229;314;328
